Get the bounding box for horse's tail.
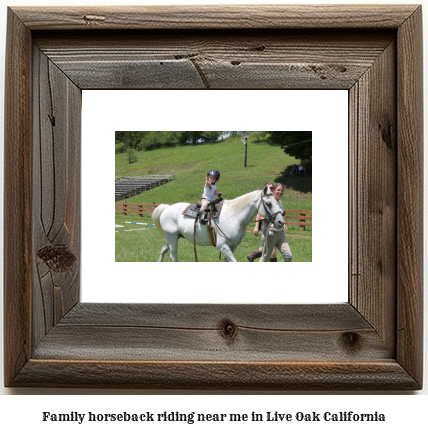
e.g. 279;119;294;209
152;204;170;238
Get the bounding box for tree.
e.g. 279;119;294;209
253;131;268;142
266;131;312;161
126;148;138;164
115;142;127;154
115;131;222;150
201;131;222;143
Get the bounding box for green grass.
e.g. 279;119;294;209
116;137;312;210
115;213;312;262
115;136;312;262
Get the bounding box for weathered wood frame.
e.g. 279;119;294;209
4;5;423;389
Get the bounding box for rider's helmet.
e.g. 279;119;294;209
207;169;220;181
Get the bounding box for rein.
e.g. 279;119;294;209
194;214;199;262
213;218;263;249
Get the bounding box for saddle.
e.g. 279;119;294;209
182;197;224;220
183;197;224;255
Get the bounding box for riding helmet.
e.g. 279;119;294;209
207;169;220;180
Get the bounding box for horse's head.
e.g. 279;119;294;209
258;185;285;229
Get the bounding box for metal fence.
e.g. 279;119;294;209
115;175;175;201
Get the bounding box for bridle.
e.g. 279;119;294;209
258;191;282;224
257;191;284;258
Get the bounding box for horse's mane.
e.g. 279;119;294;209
224;190;259;214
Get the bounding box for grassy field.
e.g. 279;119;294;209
115;136;312;262
116;213;312;262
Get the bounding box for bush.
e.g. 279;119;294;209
139;131;179;151
126;148;138;164
115;142;127;154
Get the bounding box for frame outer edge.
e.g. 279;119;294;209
10;5;420;30
4;8;32;386
11;360;420;390
397;6;423;387
3;5;424;390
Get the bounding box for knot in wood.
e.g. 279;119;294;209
37;245;76;272
219;320;238;340
175;53;198;60
378;122;393;149
341;332;361;350
248;44;266;52
83;15;106;23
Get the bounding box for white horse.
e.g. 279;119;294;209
152;184;284;262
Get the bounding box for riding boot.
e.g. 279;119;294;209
269;258;278;262
246;249;262;262
198;211;207;225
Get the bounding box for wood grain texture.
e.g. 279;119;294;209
4;8;32;388
35;31;393;90
349;39;397;350
32;304;391;362
12;5;420;30
396;6;424;386
12;360;418;390
32;46;81;348
4;5;423;390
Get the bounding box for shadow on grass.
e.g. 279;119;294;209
274;166;312;194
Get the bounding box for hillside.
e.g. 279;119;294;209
115;136;311;210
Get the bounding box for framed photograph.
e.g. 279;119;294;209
84;89;347;304
4;5;423;389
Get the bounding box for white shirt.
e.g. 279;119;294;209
202;183;218;201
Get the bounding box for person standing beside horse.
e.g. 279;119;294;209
260;183;292;262
248;183;292;262
247;182;277;262
199;169;223;224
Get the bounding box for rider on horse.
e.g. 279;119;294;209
199;169;223;224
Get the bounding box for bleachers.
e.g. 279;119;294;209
115;175;174;201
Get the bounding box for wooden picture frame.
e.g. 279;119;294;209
4;5;423;389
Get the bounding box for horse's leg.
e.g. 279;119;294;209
157;242;170;262
166;234;179;262
219;244;237;262
226;245;239;262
